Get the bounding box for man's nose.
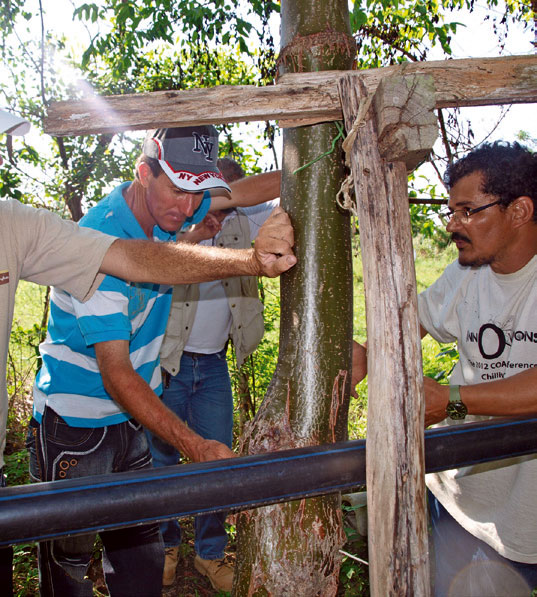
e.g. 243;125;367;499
446;215;459;233
178;194;196;217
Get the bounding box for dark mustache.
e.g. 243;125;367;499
451;232;471;244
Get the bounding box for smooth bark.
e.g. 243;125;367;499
233;1;355;595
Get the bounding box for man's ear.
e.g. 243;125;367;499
510;196;534;229
137;162;152;187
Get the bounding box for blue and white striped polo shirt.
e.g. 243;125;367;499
33;182;210;428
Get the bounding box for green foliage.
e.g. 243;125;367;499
218;126;266;175
12;542;39;597
350;0;532;67
517;130;537;150
72;0;277;93
6;281;48;453
339;500;370;595
409;202;450;246
351;0;460;66
0;0;277;219
3;450;29;487
4;450;37;597
408;172;451;247
227;276;280;442
0;163;24;200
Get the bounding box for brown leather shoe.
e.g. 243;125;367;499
163;546;179;586
194;554;234;592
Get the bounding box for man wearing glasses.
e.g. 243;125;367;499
352;141;537;595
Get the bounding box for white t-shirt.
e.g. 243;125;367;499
184;201;277;354
419;256;537;563
0;199;114;467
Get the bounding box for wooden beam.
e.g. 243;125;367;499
372;73;438;172
338;72;430;596
44;54;537;136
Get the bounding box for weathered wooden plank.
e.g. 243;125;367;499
44;83;343;136
338;72;430;596
372;73;438;172
45;54;537;136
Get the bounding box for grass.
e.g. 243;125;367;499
348;235;458;441
5;238;459;595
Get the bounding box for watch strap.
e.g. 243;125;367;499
446;384;467;420
449;384;461;404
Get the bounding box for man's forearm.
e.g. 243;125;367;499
461;367;537;417
210;170;281;211
100;206;295;283
102;361;201;456
424;366;537;427
101;239;259;284
97;345;233;462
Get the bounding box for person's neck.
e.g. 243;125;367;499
123;181;154;238
490;233;537;275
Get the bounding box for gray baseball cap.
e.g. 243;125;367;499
143;126;231;197
0;108;30;136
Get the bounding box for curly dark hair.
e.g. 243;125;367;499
444;141;537;221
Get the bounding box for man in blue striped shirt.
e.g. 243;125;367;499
29;126;293;597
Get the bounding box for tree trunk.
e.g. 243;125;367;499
234;2;355;595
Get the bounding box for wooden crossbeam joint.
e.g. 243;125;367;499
372;73;438;173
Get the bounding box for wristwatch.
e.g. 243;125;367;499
446;384;468;420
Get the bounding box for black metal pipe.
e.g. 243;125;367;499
1;416;536;546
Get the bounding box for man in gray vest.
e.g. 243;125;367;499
149;158;278;591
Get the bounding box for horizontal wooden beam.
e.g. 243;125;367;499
44;54;537;136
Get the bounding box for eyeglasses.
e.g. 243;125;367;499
440;200;502;224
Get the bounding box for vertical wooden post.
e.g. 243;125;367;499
338;74;434;596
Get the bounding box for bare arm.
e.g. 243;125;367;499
209;170;281;211
178;212;222;244
100;206;296;283
424;369;537;427
95;340;235;462
351;341;367;397
351;326;429;396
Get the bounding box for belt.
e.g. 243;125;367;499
183;344;228;359
182;350;209;358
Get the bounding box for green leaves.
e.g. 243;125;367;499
73;3;101;23
0;165;23;200
348;0;521;66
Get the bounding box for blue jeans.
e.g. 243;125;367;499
146;349;233;560
27;406;164;597
429;490;537;596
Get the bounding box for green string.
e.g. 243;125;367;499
292;121;346;175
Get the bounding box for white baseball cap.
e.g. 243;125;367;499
0;108;30;136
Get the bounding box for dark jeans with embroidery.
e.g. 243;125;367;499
0;468;13;596
27;406;164;597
